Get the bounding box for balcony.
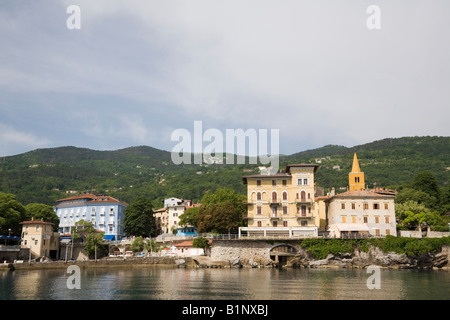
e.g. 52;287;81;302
296;212;314;219
295;199;313;204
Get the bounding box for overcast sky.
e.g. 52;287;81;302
0;0;449;157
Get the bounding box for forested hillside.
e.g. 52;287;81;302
0;136;448;207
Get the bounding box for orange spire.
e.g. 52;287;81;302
351;153;361;173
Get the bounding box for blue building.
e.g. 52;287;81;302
55;194;127;240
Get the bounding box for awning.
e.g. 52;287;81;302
104;235;115;241
335;223;370;232
0;235;21;241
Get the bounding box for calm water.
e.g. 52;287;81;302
0;267;448;300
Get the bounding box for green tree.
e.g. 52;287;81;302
197;202;241;234
178;206;200;227
395;188;440;211
411;171;441;201
192;236;210;255
25;203;60;231
83;231;108;259
73;219;95;242
131;236;144;252
123;196;156;237
145;238;161;253
200;187;247;229
0;192;27;235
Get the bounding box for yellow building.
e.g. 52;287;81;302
349;153;365;191
239;164;322;237
20;218;59;259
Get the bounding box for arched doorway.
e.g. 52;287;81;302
270;244;297;265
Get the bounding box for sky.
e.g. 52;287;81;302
0;0;449;157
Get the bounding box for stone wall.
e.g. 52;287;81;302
210;240;302;267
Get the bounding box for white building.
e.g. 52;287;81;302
327;189;397;238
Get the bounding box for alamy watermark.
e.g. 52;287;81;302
171;121;279;173
66;265;81;289
366;265;381;290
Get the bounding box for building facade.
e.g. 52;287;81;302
326;153;397;238
156;198;200;234
326;189;396;238
20;218;59;259
54;194;127;240
239;164;322;237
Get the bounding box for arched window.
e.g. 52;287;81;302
272;192;277;202
300;191;306;202
257;192;262;201
282;191;288;201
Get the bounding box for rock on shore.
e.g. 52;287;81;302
286;246;449;269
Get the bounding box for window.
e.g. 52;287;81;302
272;206;278;217
282;191;287;201
257;192;262;201
341;216;346;223
386;229;391;236
301;206;306;216
272;221;277;227
384;203;389;210
36;225;40;231
257;206;262;215
352;216;356;223
363;203;369;210
375;216;380;223
375;229;380;236
373;203;379;210
257;221;262;227
301;191;306;202
303;178;308;185
272;180;277;186
272;192;277;202
109;226;113;232
257;180;261;186
283;221;288;227
282;206;288;215
364;216;368;223
385;216;390;223
341;203;345;210
282;180;287;186
301;220;308;226
35;240;38;245
351;203;356;210
355;177;360;183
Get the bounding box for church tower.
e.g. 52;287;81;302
349;153;365;191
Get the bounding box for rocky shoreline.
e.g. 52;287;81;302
190;245;449;270
1;245;448;271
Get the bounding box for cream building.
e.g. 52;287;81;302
326;189;396;238
326;153;397;238
20;218;59;259
239;164;323;237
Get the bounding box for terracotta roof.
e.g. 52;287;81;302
56;193;128;206
285;164;319;173
332;189;395;198
242;164;319;184
21;219;54;225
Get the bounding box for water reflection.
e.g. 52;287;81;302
1;267;448;300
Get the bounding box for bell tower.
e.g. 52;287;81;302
349;153;365;191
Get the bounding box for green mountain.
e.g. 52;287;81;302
0;136;448;207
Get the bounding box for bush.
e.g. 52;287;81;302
300;236;450;259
